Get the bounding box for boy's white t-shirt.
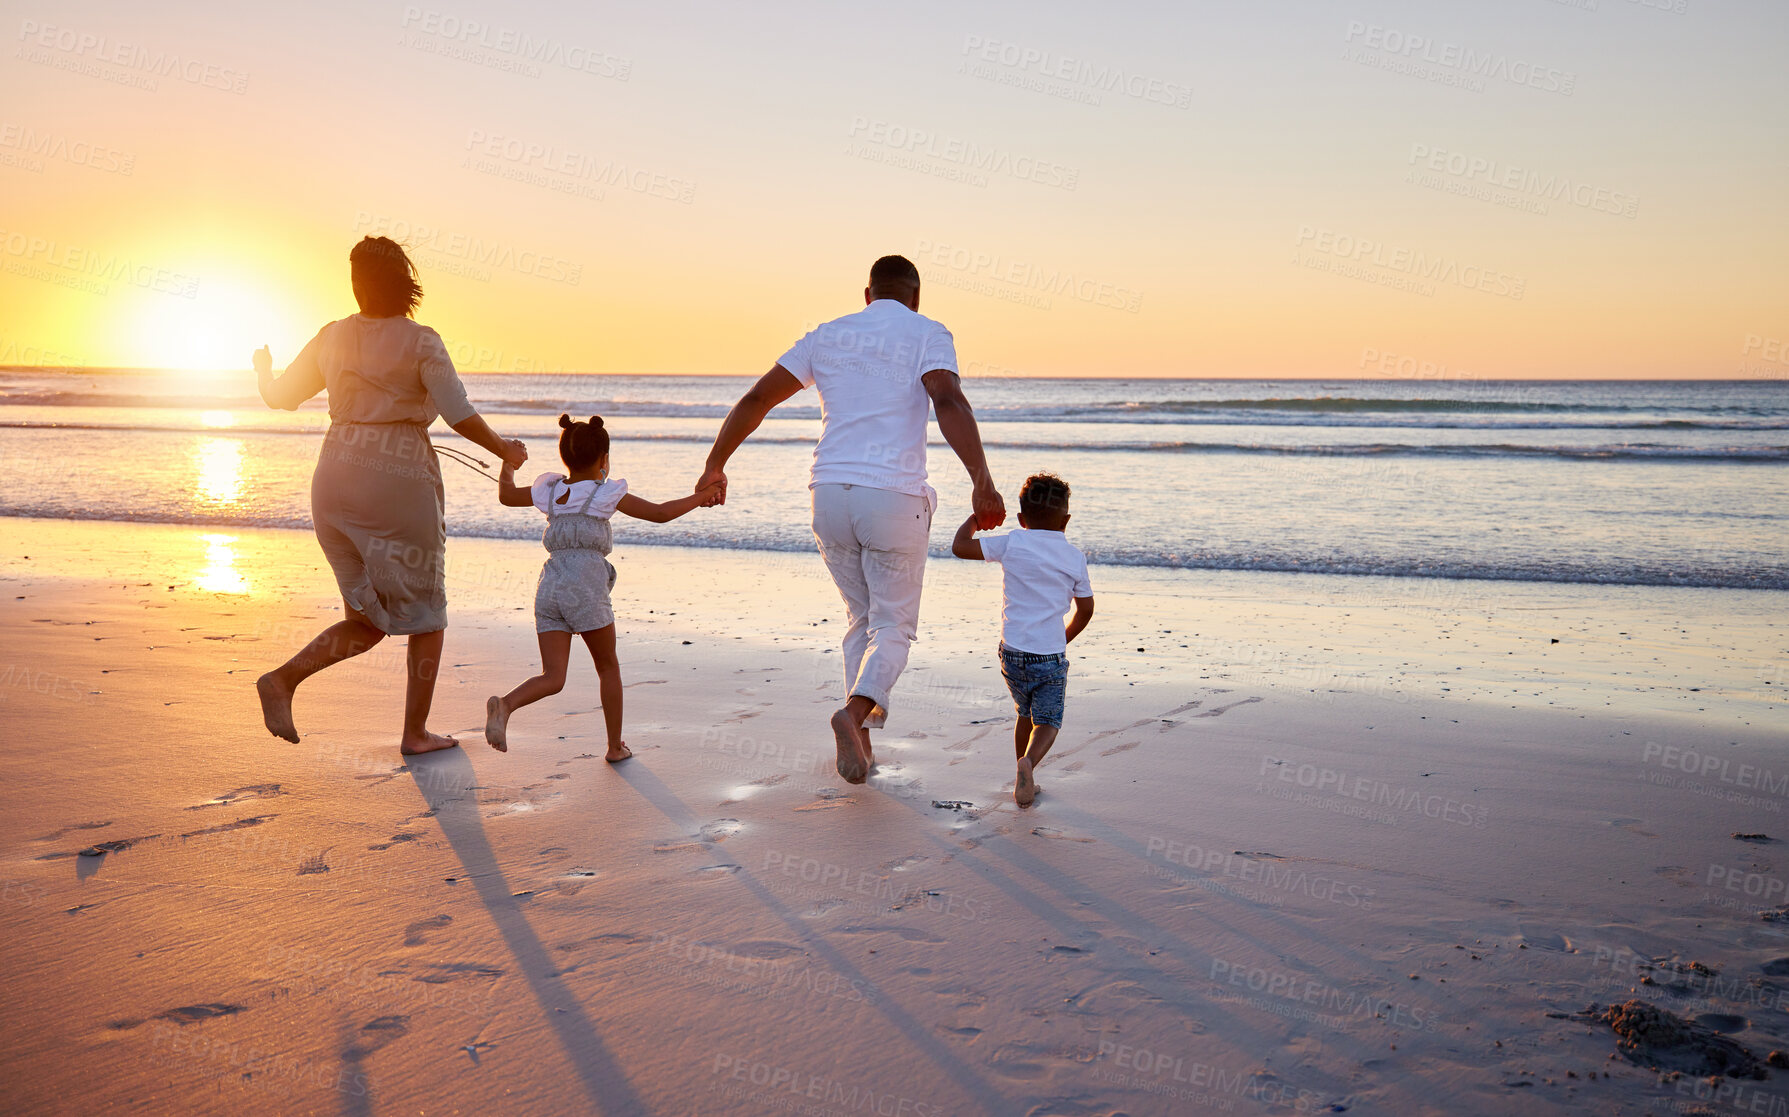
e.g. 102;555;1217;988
980;528;1093;655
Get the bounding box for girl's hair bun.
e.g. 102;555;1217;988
558;413;574;429
589;415;604;429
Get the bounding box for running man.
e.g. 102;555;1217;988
698;255;1005;782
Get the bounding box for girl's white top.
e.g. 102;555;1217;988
530;473;627;518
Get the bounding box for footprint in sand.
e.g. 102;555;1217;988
414;963;504;985
730;940;807;960
154;1003;246;1026
51;835;161;859
1099;740;1139;757
1697;1012;1749;1033
700;819;742;842
1188;696;1263;718
404;914;453;946
346;1015;410;1058
986;1042;1056;1080
187;784;283;810
181;815;276;839
944;728;991;753
748;774;789;787
1654;865;1699;887
795;792;855;812
1030;827;1094;843
34;821;113;842
835;925;946;944
368;833;420;852
297;851;330;875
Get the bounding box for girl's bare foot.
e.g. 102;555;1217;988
606;741;632;763
485;696;509;752
256;672;299;743
1015;758;1037;807
830;708;868;783
400;731;459;755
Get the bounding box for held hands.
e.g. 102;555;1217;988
696;466;727;506
253;345;273;378
499;439;529;470
971;479;1006;531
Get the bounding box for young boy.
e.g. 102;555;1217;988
952;472;1095;806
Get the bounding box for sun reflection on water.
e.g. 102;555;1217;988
194;437;244;508
195;533;250;594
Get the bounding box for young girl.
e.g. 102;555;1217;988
486;414;720;760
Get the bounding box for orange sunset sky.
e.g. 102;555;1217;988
2;0;1785;378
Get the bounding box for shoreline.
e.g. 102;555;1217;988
2;516;1786;1114
4;512;1787;594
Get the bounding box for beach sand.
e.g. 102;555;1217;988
1;517;1785;1115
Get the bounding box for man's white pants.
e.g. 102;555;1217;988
811;483;932;729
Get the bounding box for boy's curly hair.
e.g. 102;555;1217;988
1019;473;1071;519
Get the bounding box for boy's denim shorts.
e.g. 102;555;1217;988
999;644;1069;729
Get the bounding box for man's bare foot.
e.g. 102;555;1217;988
606;741;633;763
256;672;298;743
400;731;459;755
830;708;868;783
485;696;509;752
1015;758;1037;807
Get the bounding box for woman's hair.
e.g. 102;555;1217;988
350;236;423;318
559;414;610;471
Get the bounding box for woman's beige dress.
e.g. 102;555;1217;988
264;315;477;636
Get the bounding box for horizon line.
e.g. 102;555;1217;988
1;365;1784;384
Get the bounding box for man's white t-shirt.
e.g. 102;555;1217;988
980;529;1093;655
777;299;958;497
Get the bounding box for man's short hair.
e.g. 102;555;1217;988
1019;473;1071;521
868;255;921;295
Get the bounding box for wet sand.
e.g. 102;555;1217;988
1;517;1785;1115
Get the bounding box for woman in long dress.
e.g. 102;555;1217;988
253;236;528;754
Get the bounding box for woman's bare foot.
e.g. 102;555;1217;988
606;741;633;763
1015;758;1038;807
830;708;868;783
485;696;509;752
256;672;299;743
400;731;459;755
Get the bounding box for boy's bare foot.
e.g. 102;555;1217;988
256;672;298;743
830;708;868;784
400;731;459;756
606;742;633;763
485;696;509;752
1015;758;1037;807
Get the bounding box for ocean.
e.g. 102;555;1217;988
1;371;1784;590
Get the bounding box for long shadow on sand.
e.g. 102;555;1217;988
613;760;1013;1114
406;747;646;1115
